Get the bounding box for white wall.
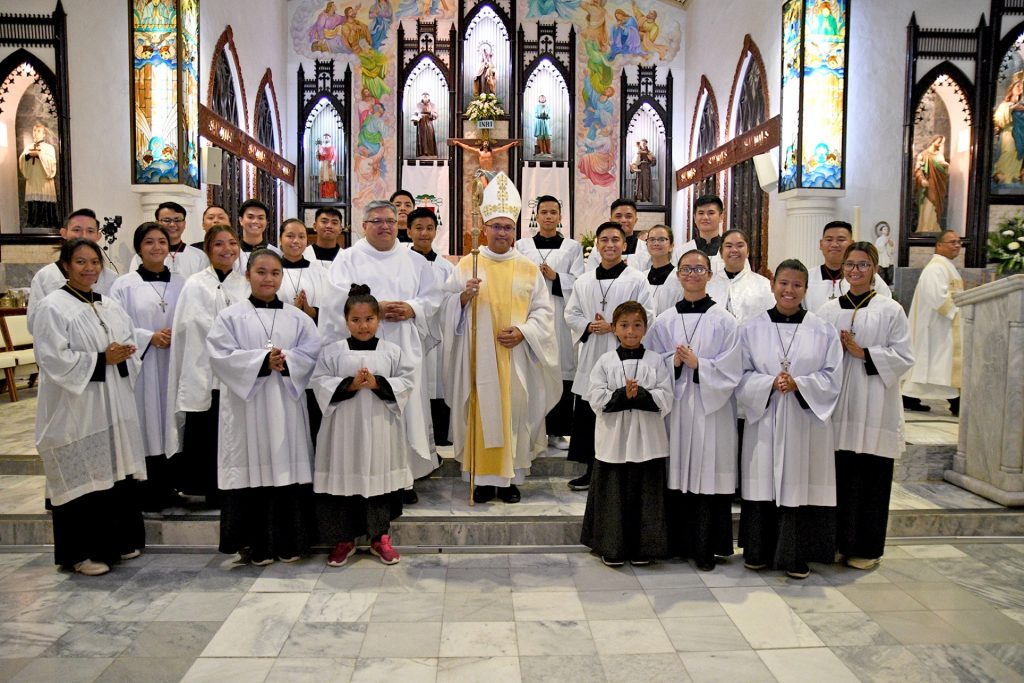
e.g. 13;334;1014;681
680;0;989;270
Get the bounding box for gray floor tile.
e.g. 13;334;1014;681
908;644;1024;683
445;566;514;593
678;650;774;683
837;583;929;612
831;645;942;683
435;655;520;683
155;591;242;622
8;657;111;683
41;622;144;658
94;656;193;683
512;591;586;621
660;616;750;652
589;618;674;654
370;592;444;622
351;657;436;683
516;621;596;656
599;653;690;682
871;610;975;645
359;621;441;658
757;647;859;682
179;657;275;683
578;589;657;620
443;592;514;622
932;609;1024;644
264;657;355;683
121;621;219;658
798;612;899;647
438;621;517;657
280;622;367;658
521;655;607;683
645;587;727;619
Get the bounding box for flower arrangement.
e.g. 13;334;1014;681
578;231;595;262
465;93;504;122
988;214;1024;275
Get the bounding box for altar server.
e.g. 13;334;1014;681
34;239;146;576
109;223;186;508
805;221;891;312
706;230;775;324
313;285;414;567
642;224;684;315
208;249;321;565
322;200;442;500
819;242;915;570
737;259;843;579
303;207;346;267
516;195;585;450
278;218;329;322
127;202;208;279
27;208;117;334
441;173;561;503
586;199;651;271
164;226;250;501
647;249;742;571
407;206;457;447
675;195;726;271
902;230;963;415
565;221;655;489
580;301;672;566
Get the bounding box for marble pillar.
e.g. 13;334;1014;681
778;189;843;268
132;185;206;243
944;274;1024;506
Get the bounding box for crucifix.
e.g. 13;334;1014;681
449;135;521;253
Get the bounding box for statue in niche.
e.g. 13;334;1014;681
317;133;339;200
630;138;655;203
993;71;1024;187
473;42;497;96
449;138;521;213
413;91;438;157
914;134;949;233
534;94;552;156
19;123;59;228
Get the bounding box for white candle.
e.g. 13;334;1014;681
853;206;861;241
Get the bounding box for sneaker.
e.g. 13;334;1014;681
786;563;811;579
402;488;419;505
497;484;521;503
472;485;496;504
846;556;880;570
602;556;625;567
73;559;111;576
251;556;275;567
630;558;652;566
120;549;141;560
370;535;400;565
327;541;357;567
278;555;301;563
743;561;767;570
548;436;570;450
568;474;591;491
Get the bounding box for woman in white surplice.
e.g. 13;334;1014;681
109;223;185;510
737;259;843;580
646;249;742;572
313;285;414;568
642;225;684;316
208;249;321;565
164;226;250;502
818;242;914;571
34;239;146;576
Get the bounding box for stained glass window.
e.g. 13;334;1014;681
730;56;767;272
255;91;278;241
210;49;242;221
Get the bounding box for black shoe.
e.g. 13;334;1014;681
402;488;419;505
696;560;715;572
472;485;496;503
630;558;652;566
436;439;453;447
948;397;960;417
902;395;930;412
786;562;811;579
568;474;591;491
497;484;521;503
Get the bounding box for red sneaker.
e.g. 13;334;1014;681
370;535;400;565
327;540;357;567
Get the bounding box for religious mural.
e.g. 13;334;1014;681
993;31;1024;196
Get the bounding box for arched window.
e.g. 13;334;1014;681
695;96;718;199
254;84;278;243
728;42;768;272
210;48;243;222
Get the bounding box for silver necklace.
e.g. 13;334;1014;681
680;312;705;349
283;267;305;302
251;302;279;349
773;321;799;373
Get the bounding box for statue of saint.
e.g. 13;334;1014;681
317;133;339;200
450;138;520;213
630;138;655;203
534;95;552;156
18;123;59;227
914;134;949;232
473;42;497;96
413;92;438;157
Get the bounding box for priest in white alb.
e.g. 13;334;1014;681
441;173;561;504
902;230;963;415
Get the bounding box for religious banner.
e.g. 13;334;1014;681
401;163;452;254
521;164;572;235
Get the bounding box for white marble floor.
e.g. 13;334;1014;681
0;543;1022;682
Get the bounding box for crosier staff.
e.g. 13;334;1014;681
468;210;481;505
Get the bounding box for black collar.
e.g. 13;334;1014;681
647;263;674;286
169;241;187;254
821;264;843;280
616;345;645;360
596;261;627;280
695;234;722;256
282;257;311;269
839;289;876;310
137;265;171;282
311;244;341;260
61;284;102;302
241;240;267;252
533;233;564;249
767;306;807;324
214;268;232;283
675;295;714;314
413;247;437;262
725;269;741;280
624;233;638;254
249;295;284;309
347;336;380;350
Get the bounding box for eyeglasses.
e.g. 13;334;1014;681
842;261;874;272
646;237;671;244
678;266;709;275
488;225;515;234
364;218;397;227
159;217;186;224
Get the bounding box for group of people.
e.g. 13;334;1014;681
29;175;960;581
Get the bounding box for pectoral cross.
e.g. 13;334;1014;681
600;297;608;312
780;357;791;373
158;299;167;313
266;339;274;350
